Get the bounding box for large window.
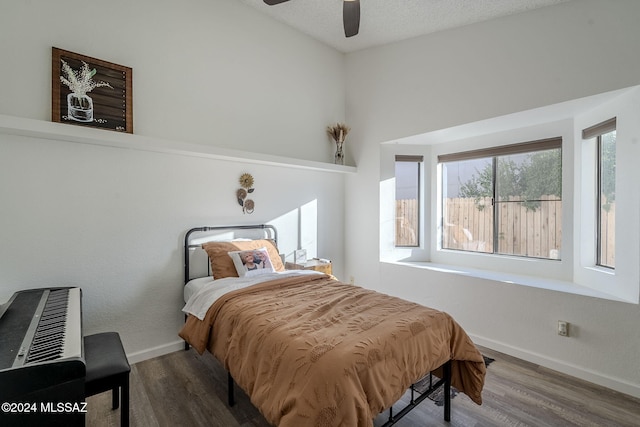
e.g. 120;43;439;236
439;138;562;259
395;155;422;247
583;118;616;269
382;89;639;302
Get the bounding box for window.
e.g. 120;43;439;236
439;138;562;259
395;155;422;247
379;88;639;302
583;118;616;269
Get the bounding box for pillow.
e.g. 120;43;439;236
201;239;284;279
228;247;276;277
184;276;214;303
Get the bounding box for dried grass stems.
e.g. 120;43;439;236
327;123;351;143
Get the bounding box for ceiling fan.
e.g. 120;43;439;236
264;0;360;38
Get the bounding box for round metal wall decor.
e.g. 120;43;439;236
237;173;255;214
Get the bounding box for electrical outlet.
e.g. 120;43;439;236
558;320;569;337
349;276;355;285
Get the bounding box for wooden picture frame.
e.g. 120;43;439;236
52;47;133;133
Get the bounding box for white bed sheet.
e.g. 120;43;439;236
182;270;322;321
184;277;215;303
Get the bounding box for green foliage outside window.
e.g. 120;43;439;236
458;149;562;211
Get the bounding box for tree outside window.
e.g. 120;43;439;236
441;139;562;259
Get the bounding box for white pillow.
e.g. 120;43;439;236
228;247;275;277
184;276;215;303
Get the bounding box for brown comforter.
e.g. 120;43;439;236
180;273;485;427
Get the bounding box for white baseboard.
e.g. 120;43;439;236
126;339;185;365
471;334;640;399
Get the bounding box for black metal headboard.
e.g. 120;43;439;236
184;224;278;284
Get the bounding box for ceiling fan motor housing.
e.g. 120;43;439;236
264;0;360;38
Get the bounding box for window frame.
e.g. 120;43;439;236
438;137;562;260
583;117;616;270
394;155;423;248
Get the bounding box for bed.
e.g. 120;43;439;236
179;225;485;427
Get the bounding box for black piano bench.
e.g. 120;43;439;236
84;332;131;427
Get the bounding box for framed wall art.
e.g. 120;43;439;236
52;47;133;133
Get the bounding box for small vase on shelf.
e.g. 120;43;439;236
327;122;350;166
334;141;345;165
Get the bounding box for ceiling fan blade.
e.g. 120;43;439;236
264;0;290;5
343;0;360;37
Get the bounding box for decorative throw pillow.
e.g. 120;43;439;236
201;239;284;279
228;247;275;277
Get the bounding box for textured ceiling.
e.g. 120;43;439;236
239;0;570;53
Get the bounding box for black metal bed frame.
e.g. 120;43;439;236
226;362;452;425
183;224;452;425
184;224;278;284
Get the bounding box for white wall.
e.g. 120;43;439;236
345;0;640;397
0;0;346;361
0;0;345;163
0;133;345;360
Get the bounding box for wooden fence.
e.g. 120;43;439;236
600;205;615;267
396;197;615;265
395;198;419;246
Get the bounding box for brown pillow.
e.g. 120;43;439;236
201;239;284;279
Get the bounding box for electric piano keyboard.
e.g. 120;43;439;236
0;287;84;427
14;288;82;365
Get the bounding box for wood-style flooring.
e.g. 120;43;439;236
86;346;640;427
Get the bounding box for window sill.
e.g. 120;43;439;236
383;260;636;304
0;114;357;173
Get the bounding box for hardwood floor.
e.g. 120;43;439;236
86;346;640;427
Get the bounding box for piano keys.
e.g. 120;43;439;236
0;287;84;427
